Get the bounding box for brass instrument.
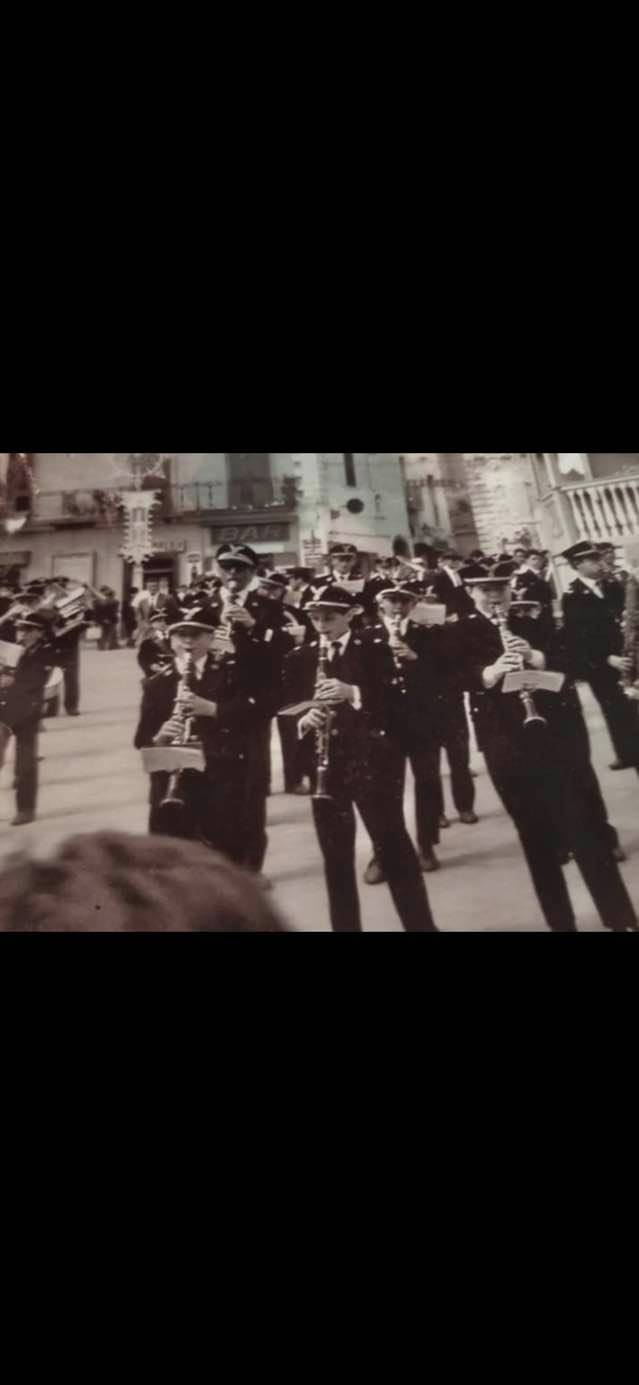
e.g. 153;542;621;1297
495;611;547;728
0;600;29;630
51;585;88;637
313;636;337;802
622;571;639;701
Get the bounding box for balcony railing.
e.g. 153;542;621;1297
561;475;639;544
29;480;298;526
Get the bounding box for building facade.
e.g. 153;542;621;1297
529;452;639;589
401;453;479;556
0;452;413;591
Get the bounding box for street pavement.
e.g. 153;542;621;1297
1;645;638;932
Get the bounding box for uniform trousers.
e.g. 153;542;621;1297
435;695;476;816
148;761;251;868
401;745;441;852
244;723;271;873
311;738;438;933
485;736;637;932
587;670;639;769
60;646;81;714
15;720;39;817
98;622;119;651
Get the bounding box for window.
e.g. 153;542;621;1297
343;453;356;487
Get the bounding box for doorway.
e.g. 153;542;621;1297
122;556;177;603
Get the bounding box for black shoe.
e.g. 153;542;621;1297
609;760;639;771
11;813;35;826
418;849;441;873
364;858;386;886
459;812;479;825
439;814;451;829
67;711;81;717
292;784;311;796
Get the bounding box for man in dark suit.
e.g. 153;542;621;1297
134;605;271;870
432;550;476;619
214;544;299;870
360;585;456;879
456;563;637;932
511;550;556;645
561;541;639;771
281;585;439;932
286;567;316;610
0;613;55;825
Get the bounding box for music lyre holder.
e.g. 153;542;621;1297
502;671;565;696
141;744;206;774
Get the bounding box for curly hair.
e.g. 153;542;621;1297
0;832;287;933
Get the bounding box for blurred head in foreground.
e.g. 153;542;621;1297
0;832;287;933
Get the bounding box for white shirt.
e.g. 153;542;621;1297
382;615;409;638
176;655;208;678
326;631;352;661
442;566;462;589
577;575;605;599
220;578;259;610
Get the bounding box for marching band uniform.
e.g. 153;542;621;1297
362;599;453;870
431;555;475;619
135;607;272;869
0;614;55;825
281;586;439;932
215;546;300;869
456;565;637;932
561;541;639;772
420;562;478;826
137;614;174;680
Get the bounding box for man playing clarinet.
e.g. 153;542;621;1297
455;561;637;932
280;585;439;933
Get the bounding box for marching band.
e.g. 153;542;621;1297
1;536;639;931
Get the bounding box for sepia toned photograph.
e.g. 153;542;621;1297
0;450;637;933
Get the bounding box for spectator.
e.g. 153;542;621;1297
0;832;288;932
121;588;138;647
96;586;120;650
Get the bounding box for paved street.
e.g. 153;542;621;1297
1;645;638;931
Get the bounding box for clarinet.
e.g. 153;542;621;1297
313;636;337;802
622;571;639;701
495;611;547;728
155;652;200;814
388;613;408;693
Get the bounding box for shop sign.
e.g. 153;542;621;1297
210;523;289;544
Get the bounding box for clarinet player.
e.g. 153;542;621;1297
134;602;271;870
280;584;439;932
456;561;638;932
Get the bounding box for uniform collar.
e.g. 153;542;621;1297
576;575;604;598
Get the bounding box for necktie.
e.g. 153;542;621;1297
329;642;341;663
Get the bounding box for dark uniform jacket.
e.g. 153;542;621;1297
455;611;590;772
0;643;53;734
561;576;624;681
431;570;475;618
137;635;174;679
281;632;401;778
134;645;271;766
361;621;455;749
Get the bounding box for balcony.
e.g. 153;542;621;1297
560;474;639;544
26;479;298;530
